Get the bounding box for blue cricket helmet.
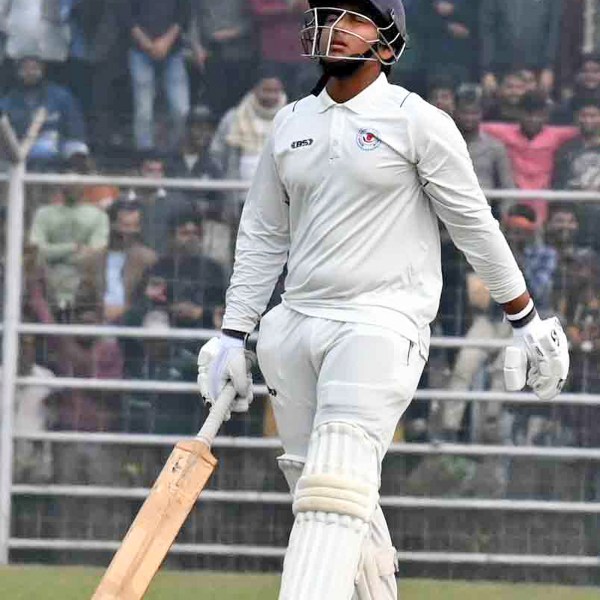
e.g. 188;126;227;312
306;0;407;62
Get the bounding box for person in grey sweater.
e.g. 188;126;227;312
188;0;256;118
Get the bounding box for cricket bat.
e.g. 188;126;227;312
91;381;240;600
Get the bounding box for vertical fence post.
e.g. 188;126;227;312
0;161;26;564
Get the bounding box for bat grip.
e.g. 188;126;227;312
196;383;237;448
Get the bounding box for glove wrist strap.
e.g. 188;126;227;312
222;328;249;345
506;299;537;329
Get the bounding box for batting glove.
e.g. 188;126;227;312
504;312;569;401
197;334;253;419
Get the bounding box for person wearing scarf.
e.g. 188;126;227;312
210;70;287;207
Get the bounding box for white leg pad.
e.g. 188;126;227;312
353;506;399;600
279;422;380;600
277;454;305;494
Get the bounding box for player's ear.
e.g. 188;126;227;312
376;44;394;63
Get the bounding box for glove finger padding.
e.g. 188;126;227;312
511;317;569;401
197;337;221;401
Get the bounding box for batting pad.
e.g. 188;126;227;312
279;422;379;600
353;506;398;600
277;454;305;494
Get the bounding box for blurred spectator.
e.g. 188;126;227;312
422;1;477;85
480;0;562;97
81;199;157;325
9;333;56;483
566;253;600;392
0;56;89;169
545;202;591;319
169;105;221;180
483;69;527;122
29;284;124;430
0;0;70;66
168;105;232;271
435;204;556;443
210;72;287;199
482;92;579;223
188;0;255;118
553;53;600;124
505;204;558;314
250;0;314;100
426;75;456;116
553;97;600;249
68;0;131;155
123;0;191;151
132;151;195;255
388;0;427;95
557;1;600;95
29;172;109;315
454;89;514;215
144;207;226;330
121;309;200;435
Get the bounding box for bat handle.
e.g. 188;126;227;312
196;383;237;448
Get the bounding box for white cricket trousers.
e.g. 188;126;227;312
257;303;426;460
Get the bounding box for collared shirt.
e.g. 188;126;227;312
223;74;526;355
104;251;126;307
481;122;579;221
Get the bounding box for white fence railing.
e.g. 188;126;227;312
3;171;600;572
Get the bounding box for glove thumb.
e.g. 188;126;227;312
504;344;527;391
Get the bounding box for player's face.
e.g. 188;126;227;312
499;75;526;106
18;58;44;87
579;60;600;90
520;109;548;137
518;69;537;93
255;77;285;109
429;89;456;116
577;105;600;137
455;105;482;134
546;211;578;244
318;5;383;61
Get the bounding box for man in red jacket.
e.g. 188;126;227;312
250;0;317;98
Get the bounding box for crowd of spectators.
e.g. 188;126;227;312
2;1;600;504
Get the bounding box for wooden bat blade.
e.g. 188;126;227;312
91;440;217;600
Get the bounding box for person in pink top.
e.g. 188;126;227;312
482;91;579;223
250;0;316;98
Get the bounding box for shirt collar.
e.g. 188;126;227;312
317;73;389;114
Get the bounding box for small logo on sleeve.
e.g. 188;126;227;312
356;129;381;151
291;138;314;149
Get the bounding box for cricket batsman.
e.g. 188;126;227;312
197;1;570;598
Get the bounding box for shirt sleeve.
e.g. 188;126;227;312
29;209;78;262
410;99;527;304
494;140;515;190
87;210;110;249
222;131;291;333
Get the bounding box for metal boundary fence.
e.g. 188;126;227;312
2;166;600;573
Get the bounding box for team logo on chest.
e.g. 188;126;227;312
356;128;381;151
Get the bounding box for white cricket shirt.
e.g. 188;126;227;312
222;74;526;356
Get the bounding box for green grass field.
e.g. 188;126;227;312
0;567;597;599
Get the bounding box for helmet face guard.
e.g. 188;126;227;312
300;6;406;66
